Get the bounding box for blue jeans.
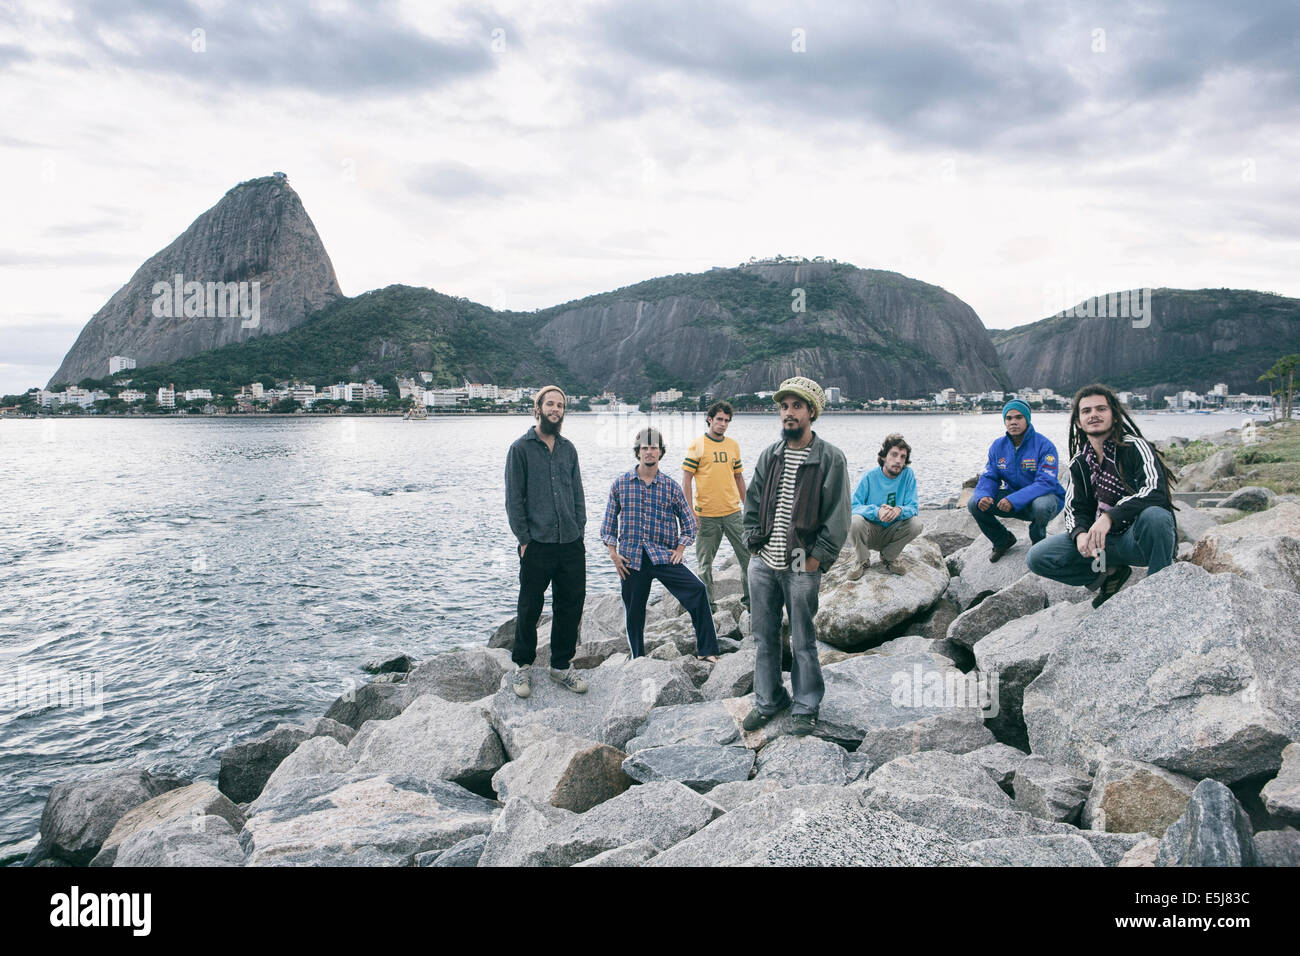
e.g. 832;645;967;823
968;491;1061;547
747;559;823;718
1026;507;1177;586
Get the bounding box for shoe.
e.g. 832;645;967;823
1091;564;1133;609
847;561;869;581
742;708;773;732
549;667;589;694
512;666;531;699
1029;526;1046;545
790;714;816;736
989;536;1016;563
884;559;906;575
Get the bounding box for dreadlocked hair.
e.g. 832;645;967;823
1068;383;1178;494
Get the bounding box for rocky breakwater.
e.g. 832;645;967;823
20;511;1300;867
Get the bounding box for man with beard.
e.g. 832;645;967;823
846;433;922;578
1027;384;1178;608
741;377;851;737
504;385;589;697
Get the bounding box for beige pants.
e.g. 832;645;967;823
849;515;923;564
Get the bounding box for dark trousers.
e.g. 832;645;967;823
514;538;585;669
968;491;1061;547
620;549;719;658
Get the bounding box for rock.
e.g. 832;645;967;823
1156;778;1261;867
622;745;755;792
242;772;499;866
1178;449;1236;492
1118;836;1161;867
1190;501;1300;592
753;735;852;786
646;785;857;866
920;509;982;556
866;750;1014;807
478;782;721;867
846;752;874;783
624;699;744;752
947;573;1090;650
91;783;244;867
712;609;741;642
573;839;659;867
861;789;1076;844
963;834;1102;866
1254;828;1300;866
974;601;1093;750
1261;742;1300;821
815;539;950;648
1175;507;1224;544
963;743;1030;792
1079;830;1151;867
405;647;511;702
1218;486;1277;512
322;681;415;731
1023;563;1300;783
705;779;788;810
1011;755;1091;824
945;537;1040;610
746;800;974;866
347;694;506;795
418;834;486;867
648;642;681;660
368;672;406;684
260;736;357;799
700;648;755;701
867;635;937;657
908;599;963;646
817;652;995;762
363;653;415;675
112;814;245;867
490;734;630;812
1081;756;1198;836
29;768;191;866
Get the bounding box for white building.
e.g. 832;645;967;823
157;386;175;409
426;389;466;407
184;389;213;402
249;382;264;398
826;387;842;405
118;389;146;403
109;355;136;375
463;381;497;400
291;385;317;406
363;381;387;401
651;389;683;405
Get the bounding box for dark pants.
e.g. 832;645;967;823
514;538;585;669
1026;507;1177;585
620;549;719;658
968;491;1061;547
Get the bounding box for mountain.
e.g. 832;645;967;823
992;288;1300;397
48;175;342;387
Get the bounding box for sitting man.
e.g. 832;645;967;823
1027;384;1179;608
968;399;1066;562
847;433;922;578
602;427;720;661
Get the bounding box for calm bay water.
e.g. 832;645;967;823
0;410;1247;851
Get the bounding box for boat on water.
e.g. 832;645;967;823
403;404;428;420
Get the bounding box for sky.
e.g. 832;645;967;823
2;0;1298;395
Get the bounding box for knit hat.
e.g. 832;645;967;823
773;376;826;421
1002;399;1032;424
533;385;567;410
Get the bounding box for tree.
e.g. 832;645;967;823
1259;353;1299;421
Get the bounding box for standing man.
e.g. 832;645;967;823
847;433;923;578
969;400;1066;562
742;377;851;737
1027;384;1178;608
503;385;589;698
602;427;720;661
682;401;750;612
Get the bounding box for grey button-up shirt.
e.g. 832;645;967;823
505;427;586;546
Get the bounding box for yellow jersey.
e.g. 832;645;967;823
682;433;743;517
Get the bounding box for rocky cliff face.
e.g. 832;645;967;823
993;289;1300;395
537;262;1007;398
49;175;341;386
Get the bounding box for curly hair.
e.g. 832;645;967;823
877;433;912;467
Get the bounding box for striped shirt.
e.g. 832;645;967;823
760;445;810;570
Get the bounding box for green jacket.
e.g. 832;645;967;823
743;432;852;571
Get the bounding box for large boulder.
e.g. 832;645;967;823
861;789;1078;844
259;736;356;800
241;772;499;866
865;750;1013;807
572;839;660;867
963;834;1102;867
1156;778;1261;867
1081;756;1198;836
1011;755;1091;824
218;718;354;803
1190;501;1300;593
113;815;244;867
947;573;1090;650
91;782;244;867
405;647;511;702
754;735;853;786
29;768;190;866
1023;563;1300;782
490;734;630;812
814;539;949;649
945;537;1040;610
478;782;721;867
1254;828;1300;867
1217;486;1277;512
962;743;1031;793
1261;742;1300;822
699;648;755;701
920;509;982;556
622;699;746;753
347;694;506;795
745;800;974;866
322;681;415;731
622;745;755;792
1178;449;1235;492
418;834;487;868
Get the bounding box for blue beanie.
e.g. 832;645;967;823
1002;399;1032;425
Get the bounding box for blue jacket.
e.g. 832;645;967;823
851;466;918;526
972;425;1066;512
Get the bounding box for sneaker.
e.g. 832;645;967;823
742;708;773;732
847;561;869;581
1029;525;1046;545
790;714;817;736
1091;564;1132;609
989;536;1016;563
512;666;531;699
883;559;906;576
549;667;589;694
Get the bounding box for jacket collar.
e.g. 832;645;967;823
773;431;825;463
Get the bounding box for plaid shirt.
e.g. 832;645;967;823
601;467;697;570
